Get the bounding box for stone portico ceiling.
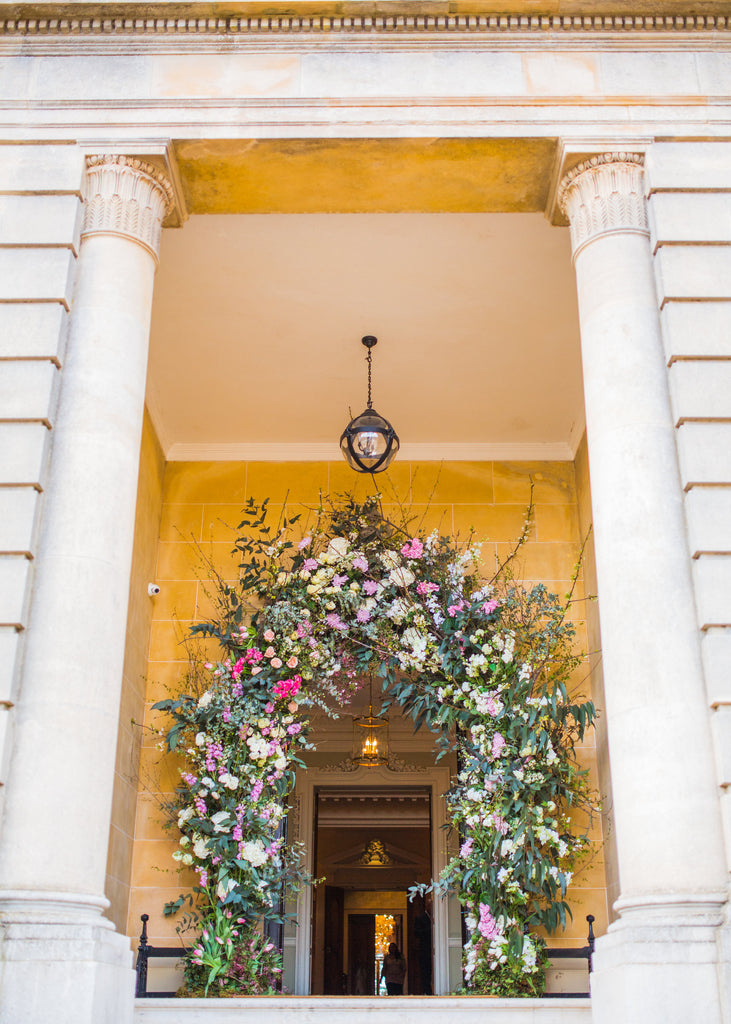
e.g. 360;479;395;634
148;137;585;458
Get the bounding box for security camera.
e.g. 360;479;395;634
147;583;161;597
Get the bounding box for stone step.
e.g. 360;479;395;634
135;996;593;1023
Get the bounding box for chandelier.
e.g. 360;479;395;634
353;681;390;767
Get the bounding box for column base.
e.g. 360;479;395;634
0;891;135;1024
591;894;727;1024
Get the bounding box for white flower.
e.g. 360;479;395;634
197;691;213;709
178;806;194;825
195;732;206;747
218;773;239;790
216;878;237;901
326;537;350;558
379;550;401;570
211;810;231;833
181;853;193;866
247;735;270;759
239;839;268;867
389;567;415;588
193;837;210;859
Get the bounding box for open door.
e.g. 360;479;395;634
323;886;345;994
348;914;376;994
408;894;433;995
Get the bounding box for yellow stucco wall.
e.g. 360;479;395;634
127;458;607;951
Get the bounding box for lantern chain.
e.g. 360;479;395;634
366;344;373;409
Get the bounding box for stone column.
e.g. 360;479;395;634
558;153;728;1024
0;155;173;1024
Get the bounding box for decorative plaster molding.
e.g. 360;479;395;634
0;12;729;37
83;154;174;260
557;152;648;260
165;441;577;461
319;756;429;773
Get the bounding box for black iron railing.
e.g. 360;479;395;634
135;912;595;998
543;914;595;998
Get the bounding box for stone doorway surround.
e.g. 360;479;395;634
292;762;454;996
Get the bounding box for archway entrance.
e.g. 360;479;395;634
312;785;432;995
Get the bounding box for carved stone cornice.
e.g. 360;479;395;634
1;11;729;37
557;152;648;260
82;155;174;261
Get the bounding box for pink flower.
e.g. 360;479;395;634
245;647;263;664
352;555;368;571
270;657;283;669
401;538;424;559
460;837;474;858
264;646;276;659
491;733;506;759
232;682;243;697
298;537;312;550
303;558;318;571
491;814;509;835
296;621;311;638
251;666;262;675
287;656;298;669
478;903;500;940
482;599;499;615
287;722;302;735
325;612;347;632
356;607;371;623
263;629;275;642
448;601;465;616
417;581;439;596
332;574;348;589
232;657;245;679
363;580;379;596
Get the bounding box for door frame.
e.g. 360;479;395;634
292;762;452;995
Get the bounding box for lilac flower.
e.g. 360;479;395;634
491;733;506;759
325;612;348;632
363;580;379;596
332;574;349;589
356;607;371;624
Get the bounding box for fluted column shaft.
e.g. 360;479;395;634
560;153;727;1024
0;155;172;1024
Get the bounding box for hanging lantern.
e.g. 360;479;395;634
353;699;390;768
340;336;400;474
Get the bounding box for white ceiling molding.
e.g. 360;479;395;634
165;441;576;462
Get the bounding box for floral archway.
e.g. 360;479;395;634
154;493;596;998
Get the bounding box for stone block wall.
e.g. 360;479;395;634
0;143;83;803
105;410;165;935
647;142;731;867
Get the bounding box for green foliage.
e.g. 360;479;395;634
153;491;598;997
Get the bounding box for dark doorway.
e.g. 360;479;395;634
311;785;433;995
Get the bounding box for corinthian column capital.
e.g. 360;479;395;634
558;152;648;260
82;154;174;261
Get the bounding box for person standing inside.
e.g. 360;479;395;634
381;942;407;995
